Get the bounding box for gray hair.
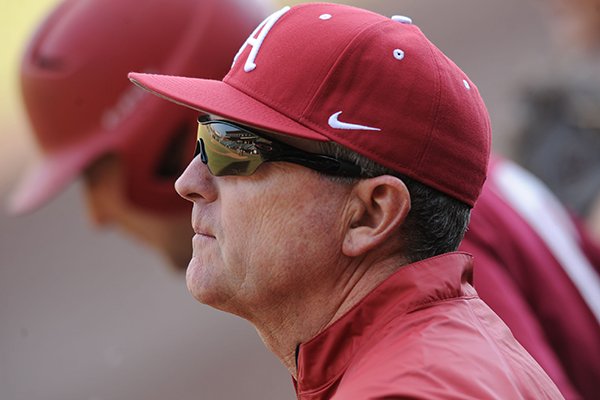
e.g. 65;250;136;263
318;141;471;264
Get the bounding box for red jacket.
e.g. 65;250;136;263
461;157;600;400
293;253;563;399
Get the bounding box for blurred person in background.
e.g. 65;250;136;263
460;156;600;400
517;0;600;241
461;1;600;398
7;0;273;270
516;79;600;247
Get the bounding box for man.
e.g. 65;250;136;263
8;0;272;269
129;3;564;398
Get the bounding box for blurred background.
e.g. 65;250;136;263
1;0;596;399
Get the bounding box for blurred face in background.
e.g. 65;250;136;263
83;154;193;270
553;0;600;51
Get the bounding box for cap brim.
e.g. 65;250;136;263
128;72;328;142
7;133;117;215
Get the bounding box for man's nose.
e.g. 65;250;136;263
175;155;217;203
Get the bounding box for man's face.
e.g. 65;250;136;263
83;155;193;270
175;152;353;317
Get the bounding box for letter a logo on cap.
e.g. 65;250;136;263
232;6;290;73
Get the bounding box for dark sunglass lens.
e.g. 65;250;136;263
194;140;201;158
196;122;264;176
198;138;208;164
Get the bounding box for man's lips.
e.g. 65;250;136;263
191;232;215;258
193;226;215;238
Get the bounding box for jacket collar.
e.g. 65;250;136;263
295;252;475;395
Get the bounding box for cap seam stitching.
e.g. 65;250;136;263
413;37;443;177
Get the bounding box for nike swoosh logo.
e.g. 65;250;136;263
328;111;381;131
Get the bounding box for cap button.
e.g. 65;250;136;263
391;15;413;24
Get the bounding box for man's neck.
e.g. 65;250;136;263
250;255;406;378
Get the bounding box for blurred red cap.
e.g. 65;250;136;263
9;0;273;214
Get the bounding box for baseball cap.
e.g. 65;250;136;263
9;0;272;215
130;2;491;206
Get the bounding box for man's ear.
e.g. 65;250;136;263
342;175;411;257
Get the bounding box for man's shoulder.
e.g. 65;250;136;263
332;303;563;400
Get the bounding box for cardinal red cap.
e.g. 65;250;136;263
130;3;491;206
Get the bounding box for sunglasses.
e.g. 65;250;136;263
194;119;363;177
